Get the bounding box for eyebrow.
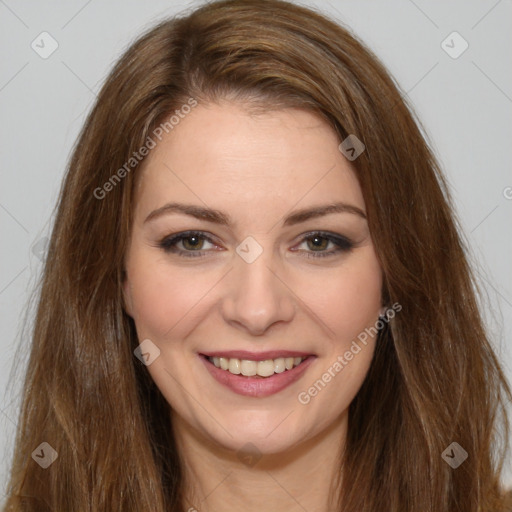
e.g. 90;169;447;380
144;201;366;226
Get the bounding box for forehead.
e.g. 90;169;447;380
134;101;366;221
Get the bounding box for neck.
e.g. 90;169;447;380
172;411;348;512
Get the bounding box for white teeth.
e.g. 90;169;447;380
228;358;241;374
258;360;275;377
241;360;257;376
273;358;285;373
208;355;306;377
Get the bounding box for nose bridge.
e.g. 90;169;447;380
222;240;295;333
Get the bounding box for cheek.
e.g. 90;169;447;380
298;249;383;343
127;245;382;342
296;256;382;418
125;252;209;340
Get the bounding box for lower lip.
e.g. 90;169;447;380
199;355;315;398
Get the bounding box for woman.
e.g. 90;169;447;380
3;0;511;510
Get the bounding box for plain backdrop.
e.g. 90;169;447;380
1;0;511;495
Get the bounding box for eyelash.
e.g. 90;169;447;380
157;230;354;259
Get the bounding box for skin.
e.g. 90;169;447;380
123;100;383;512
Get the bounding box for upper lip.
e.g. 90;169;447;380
200;350;314;361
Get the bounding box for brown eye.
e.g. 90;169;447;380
306;235;330;251
159;231;218;257
294;232;354;259
181;235;205;250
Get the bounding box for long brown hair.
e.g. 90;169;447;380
3;1;511;510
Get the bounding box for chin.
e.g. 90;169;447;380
212;426;301;457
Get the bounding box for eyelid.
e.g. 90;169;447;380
158;230;221;254
291;231;354;258
157;230;354;258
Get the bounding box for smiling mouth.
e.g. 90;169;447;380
204;355;308;378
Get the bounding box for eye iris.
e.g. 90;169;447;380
307;236;328;251
182;236;203;250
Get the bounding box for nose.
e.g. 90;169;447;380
221;248;295;336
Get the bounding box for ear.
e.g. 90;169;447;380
122;273;134;318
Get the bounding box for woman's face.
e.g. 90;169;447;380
123;100;383;455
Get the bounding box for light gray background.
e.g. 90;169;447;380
1;0;511;495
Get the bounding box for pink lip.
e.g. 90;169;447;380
200;350;313;361
199;354;316;398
